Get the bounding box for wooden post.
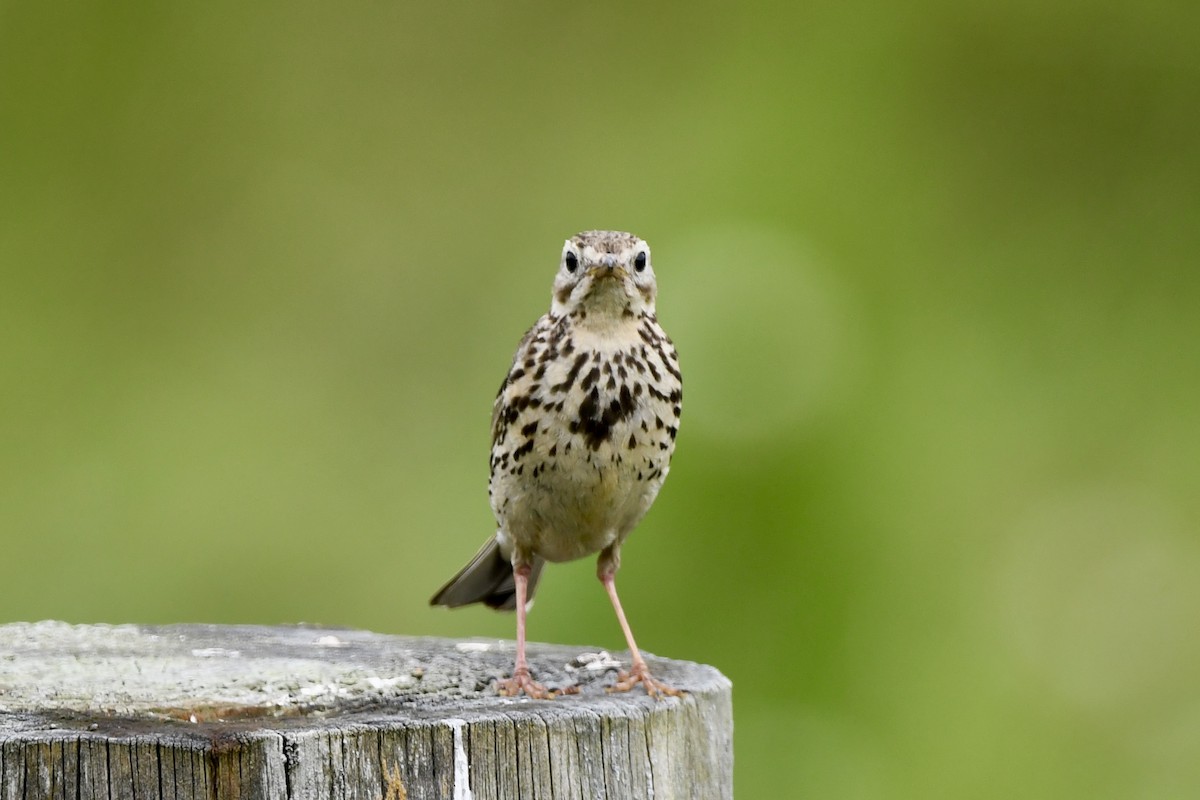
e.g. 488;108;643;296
0;622;731;799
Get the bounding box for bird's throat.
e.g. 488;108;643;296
579;278;637;327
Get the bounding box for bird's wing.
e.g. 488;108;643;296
490;321;540;450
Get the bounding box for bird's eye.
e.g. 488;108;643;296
634;252;648;272
565;251;579;272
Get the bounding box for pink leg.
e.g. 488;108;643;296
601;572;682;697
497;564;553;699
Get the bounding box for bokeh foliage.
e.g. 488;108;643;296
2;2;1198;797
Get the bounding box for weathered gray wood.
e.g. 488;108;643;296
0;622;732;799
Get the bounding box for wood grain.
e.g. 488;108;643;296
0;622;732;799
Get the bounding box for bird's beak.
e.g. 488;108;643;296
588;255;626;278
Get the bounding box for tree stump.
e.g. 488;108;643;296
0;622;732;799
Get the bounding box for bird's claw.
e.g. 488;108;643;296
607;662;684;698
497;667;578;699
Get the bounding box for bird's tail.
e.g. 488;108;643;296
429;538;544;611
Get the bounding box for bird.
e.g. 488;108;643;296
430;230;683;698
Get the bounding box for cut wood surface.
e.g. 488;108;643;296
0;622;732;799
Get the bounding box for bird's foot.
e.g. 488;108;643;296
497;666;577;699
608;661;683;698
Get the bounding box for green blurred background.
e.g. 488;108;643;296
2;2;1198;797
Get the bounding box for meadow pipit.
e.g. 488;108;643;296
431;231;683;698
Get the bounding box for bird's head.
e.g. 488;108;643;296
550;230;656;320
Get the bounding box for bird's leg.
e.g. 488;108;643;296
496;562;554;699
598;549;682;697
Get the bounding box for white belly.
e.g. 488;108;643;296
504;450;667;562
